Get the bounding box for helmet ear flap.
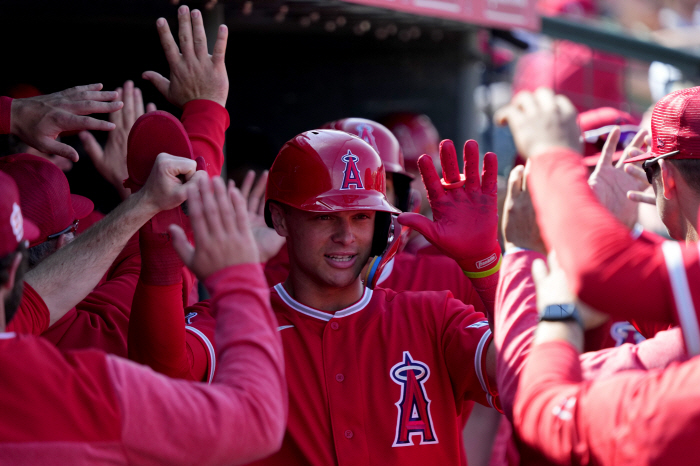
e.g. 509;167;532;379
370;212;393;257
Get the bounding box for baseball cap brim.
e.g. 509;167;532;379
70;194;94;219
303;191;402;215
624;151;655;164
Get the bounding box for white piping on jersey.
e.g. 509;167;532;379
274;283;373;322
0;332;16;339
661;241;700;356
376;257;395;286
474;328;495;410
466;321;489;329
186;326;216;384
277;325;295;331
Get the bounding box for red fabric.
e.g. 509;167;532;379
0;96;12;134
40;234;140;355
264;246;291;287
7;282;50;335
138;211;185;286
0;263;286;465
181;99;229;177
528;149;690;327
250;285;496;466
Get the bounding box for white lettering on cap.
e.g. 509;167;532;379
10;203;23;242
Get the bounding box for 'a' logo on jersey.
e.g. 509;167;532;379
390;351;438;447
340;150;364;190
356;124;379;153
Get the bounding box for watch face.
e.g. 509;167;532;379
546;304;576;319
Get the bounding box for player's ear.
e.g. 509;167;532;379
269;202;290;238
659;160;677;201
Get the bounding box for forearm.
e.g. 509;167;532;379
181;100;229;177
26;190;158;325
529;149;676;323
0;96;11;134
116;263;286;465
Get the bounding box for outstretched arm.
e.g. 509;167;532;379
1;84;123;161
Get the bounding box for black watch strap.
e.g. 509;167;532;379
539;303;584;329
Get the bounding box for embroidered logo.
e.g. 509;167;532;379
390;351;438;447
476;253;498;270
657;137;665;149
340;150;364;190
610;321;645;346
10;203;23;243
185;312;198;325
356;123;379;153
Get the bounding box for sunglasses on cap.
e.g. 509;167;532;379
582;125;640;147
47;219;79;240
641;150;680;184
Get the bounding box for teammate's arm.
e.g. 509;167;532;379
25;154;199;326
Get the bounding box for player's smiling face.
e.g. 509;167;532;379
276;206;375;289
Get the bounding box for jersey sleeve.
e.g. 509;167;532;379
112;263;286;466
440;294;500;411
7;282;50;335
40;234;141;355
0;96;12;134
528;149;700;352
180;99;230;177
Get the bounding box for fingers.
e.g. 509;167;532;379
213;177;237;233
122;80;135;127
482;151;498;194
627;190;657;205
397;212;436;243
629;129;648;150
190;9;209;59
249;170;268;215
170;223;195;267
134;86;146;119
142;71;171;99
67;89;121;103
229;183;252;233
506;165;525;199
439;140;461;184
68;100;124;115
240;169;256;200
41;138;80;162
65;114;117;132
624;164;649;186
78;130;104;163
146;102;157;113
418;154;446;203
183;179;207;247
531;258;549;291
177;5;196;59
156;17;181;64
65;83;104;94
212;24;228;65
594;126;620;173
199;174;226;237
463;140;480;192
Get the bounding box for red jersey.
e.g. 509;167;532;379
0;264;286;465
249;284;497;466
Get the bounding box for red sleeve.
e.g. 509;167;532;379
181;99;229;177
8;282;50;335
493;249;544;420
441;295;500;411
469;272;499;319
0;96;12;134
111;263;286;465
528;149;694;329
40;235;141;355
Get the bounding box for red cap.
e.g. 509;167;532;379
0;154;93;247
578;107;640;163
124;110;194;192
0;172;39;257
626;87;700;164
382;113;440;168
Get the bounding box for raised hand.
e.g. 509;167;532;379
240;170;286;262
398;139;501;277
10;84;123;162
171;176;260;280
79;80;157;199
588;127;650;229
502;164;546;255
143;6;228;108
495;88;581;160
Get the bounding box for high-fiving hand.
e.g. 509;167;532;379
240;170;286;263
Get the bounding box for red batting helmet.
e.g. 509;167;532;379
265;129;400;256
322;118;415;212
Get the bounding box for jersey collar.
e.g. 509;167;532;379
274;283;373;322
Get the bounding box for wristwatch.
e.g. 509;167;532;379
539;303;584;329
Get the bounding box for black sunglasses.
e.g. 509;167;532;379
641;150;680;184
47;219;79;240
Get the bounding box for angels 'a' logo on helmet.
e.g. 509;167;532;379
390;351;438;447
356;123;379;153
340;150;364;190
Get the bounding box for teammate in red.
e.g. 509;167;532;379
0;156;286;464
488;87;700;464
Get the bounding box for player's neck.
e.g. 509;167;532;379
283;273;365;313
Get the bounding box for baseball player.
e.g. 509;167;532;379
489;86;700;464
0;166;286;465
127;128;501;464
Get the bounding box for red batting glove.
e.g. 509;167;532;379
398;139;501;278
